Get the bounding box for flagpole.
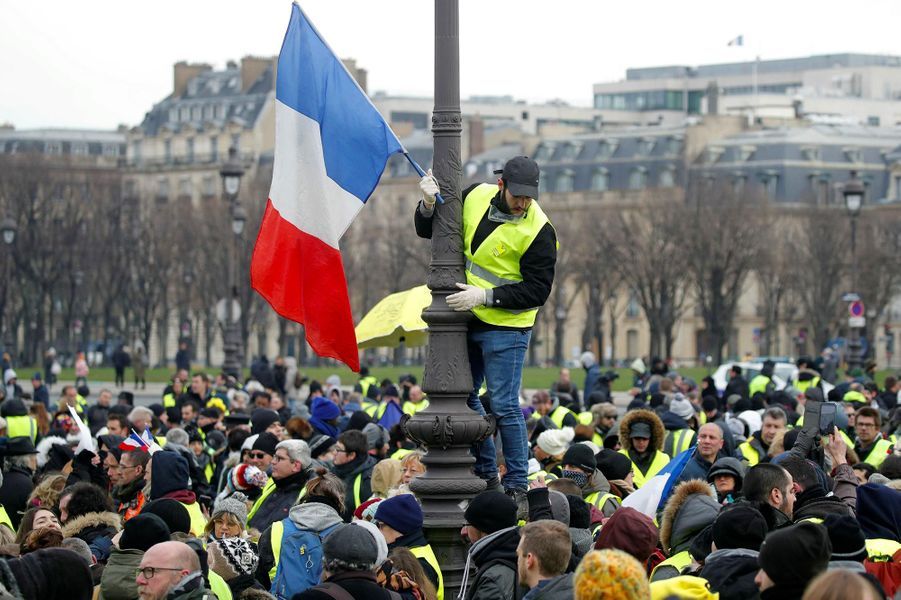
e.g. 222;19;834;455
403;153;445;204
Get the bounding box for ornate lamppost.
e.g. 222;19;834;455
220;147;245;378
844;171;864;371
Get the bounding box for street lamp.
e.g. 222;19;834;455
400;2;494;596
0;217;16;246
220;148;245;379
844;171;864;371
1;216;16;354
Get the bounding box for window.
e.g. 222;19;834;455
626;329;639;359
801;146;820;161
844;148;863;164
71;142;88;156
210;136;218;162
555;170;574;192
44;141;61;155
186;138;194;164
667;137;683;156
178;178;192;198
534;143;554;161
628;167;647;190
178;107;188;121
868;116;881;126
164;139;172;164
157;178;170;199
132;140;142;164
202;175;215;197
738;146;756;162
705;147;724;164
626;293;640;318
658;166;675;188
215;104;225;119
231;133;241;152
637;138;655;156
761;173;779;198
191;106;201;121
590;168;609;191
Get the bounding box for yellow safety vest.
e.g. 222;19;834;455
530;406;576;429
650;550;693;582
163;393;177;408
179;501;207;538
359;376;378;397
0;506;12;532
402;400;429;416
619;449;670;489
462;183;555;328
866;538;901;562
76;394;87;413
861;439;894;469
391;448;414;461
247;479;308;524
208;571;233;600
577;412;594;426
410;544;444;600
795;376;821;395
5;415;36;442
585;492;620;515
664;429;695;457
738;440;764;467
363;401;380;418
749;375;772;398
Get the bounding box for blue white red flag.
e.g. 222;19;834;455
621;446;696;518
251;2;404;371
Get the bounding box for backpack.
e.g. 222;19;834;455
270;518;341;600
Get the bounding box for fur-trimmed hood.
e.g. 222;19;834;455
619;409;666;452
36;436;68;468
659;479;720;555
61;510;122;538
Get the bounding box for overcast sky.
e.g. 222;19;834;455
2;0;900;130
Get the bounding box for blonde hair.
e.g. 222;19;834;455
802;569;880;600
203;511;243;537
27;474;67;509
400;451;425;471
370;459;403;498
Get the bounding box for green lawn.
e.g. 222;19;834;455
37;364;899;392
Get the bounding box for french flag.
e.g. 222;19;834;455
621;446;695;518
251;3;404;371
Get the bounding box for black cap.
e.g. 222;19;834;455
495;156;540;200
4;437;37;456
562;444;596;473
463;491;517;534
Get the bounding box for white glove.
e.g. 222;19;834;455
419;169;440;208
447;283;486;312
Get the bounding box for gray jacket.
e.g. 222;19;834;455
463;527;523;600
523;574;573;600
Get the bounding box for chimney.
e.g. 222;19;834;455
341;58;368;93
241;56;275;92
468;117;485;158
173;61;212;98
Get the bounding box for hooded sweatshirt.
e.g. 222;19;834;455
255;501;344;589
461;526;524;600
699;548;760;600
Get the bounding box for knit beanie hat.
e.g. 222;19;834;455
712;503;768;551
250;409;280;435
322;523;380;571
463;491;517;534
822;514;868;562
140;498;191;535
595;449;632;481
353;497;383;521
562;444;596;473
352;520;388;566
565;494;591;529
547;490;571;526
229;464;268;491
758;522;831;586
208;537;258;581
574;549;651;600
669;396;695;420
537;427;575;457
374;494;422;535
309;435;337;459
251;432;279;457
119;513;171;552
312;396;341;421
594;506;659;563
212;492;249;527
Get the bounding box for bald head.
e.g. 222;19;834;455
697;423;724;461
137;542;199;600
145;541;198;570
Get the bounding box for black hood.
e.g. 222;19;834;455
658;409;689;431
700;548;760;600
1;398;27;417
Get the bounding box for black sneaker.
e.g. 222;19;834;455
505;487;529;520
482;476;502;493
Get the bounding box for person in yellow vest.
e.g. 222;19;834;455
560;443;620;517
533;427;574;479
374;494;444;600
586;403;618;446
738;406;788;466
530;390;579;429
1;398;37;443
749;359;777;401
247;438;312;533
148;451;207;538
402;385;429;416
663;395;699;458
59;384;86;415
356;366;379;398
854;407;893;469
162;378;185;410
618;409;670;489
416;156;556;500
650;479;721;582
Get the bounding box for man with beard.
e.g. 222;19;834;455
739;407;787;466
742;463;796;529
114;450;149;521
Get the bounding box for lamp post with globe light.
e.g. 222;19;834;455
219;147;245;378
1;216;17;353
844;171;864;371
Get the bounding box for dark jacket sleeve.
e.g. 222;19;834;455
414;183;481;240
489;223;556;311
527;487;555;522
255;525;275;589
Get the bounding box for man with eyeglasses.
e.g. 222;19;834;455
247;439;312;533
115;450;150;521
136;541;212;600
854;406;893;468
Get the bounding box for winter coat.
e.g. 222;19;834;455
619;409;666;455
675;450;717;486
247;469;310;534
332;454;376;521
522;573;573;600
463;526;524;600
699;548;760;600
32;385;50;410
98;547;143;600
293;570;412;600
791;484;853;523
660;480;721;556
583;364;601;401
580;469;618;517
61;510;122;562
256;501;344;589
0;465;33;531
857;483;901;541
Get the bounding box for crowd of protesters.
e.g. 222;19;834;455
0;352;896;599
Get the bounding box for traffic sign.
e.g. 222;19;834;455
842;293;861;302
849;316;866;328
849;300;865;318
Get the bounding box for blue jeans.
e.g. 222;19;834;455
467;328;531;491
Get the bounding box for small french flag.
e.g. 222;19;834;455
727;35;744;47
118;428;161;454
